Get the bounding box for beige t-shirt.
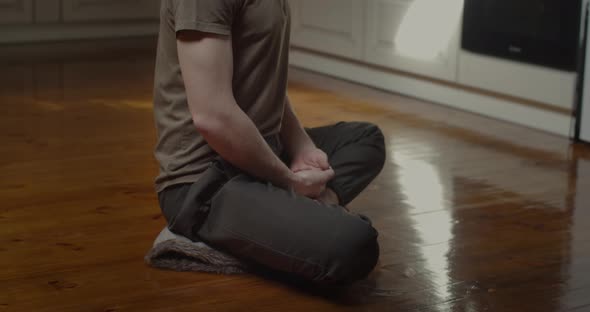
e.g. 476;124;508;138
153;0;291;192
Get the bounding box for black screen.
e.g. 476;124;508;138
483;0;561;41
462;0;581;71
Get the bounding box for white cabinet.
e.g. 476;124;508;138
0;0;160;43
458;52;576;110
289;0;365;60
62;0;160;22
34;0;60;23
288;0;461;80
0;0;33;24
364;0;461;81
581;12;590;143
0;0;159;25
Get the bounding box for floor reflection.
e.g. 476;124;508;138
1;40;590;311
375;119;590;311
392;144;453;303
0;59;155;112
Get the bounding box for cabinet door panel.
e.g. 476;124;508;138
364;0;461;81
0;0;33;24
34;0;60;23
289;0;364;60
580;14;590;142
62;0;159;22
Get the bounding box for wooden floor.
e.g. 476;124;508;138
1;39;590;312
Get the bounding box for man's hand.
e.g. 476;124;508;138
279;97;335;198
290;147;331;173
292;167;335;198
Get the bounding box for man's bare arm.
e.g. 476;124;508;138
280;98;316;159
280;97;331;171
177;31;332;196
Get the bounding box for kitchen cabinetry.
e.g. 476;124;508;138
289;0;461;80
0;0;33;24
288;0;365;60
62;0;159;22
363;0;461;81
580;8;590;143
0;0;159;43
289;0;577;136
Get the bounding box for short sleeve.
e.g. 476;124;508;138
172;0;242;35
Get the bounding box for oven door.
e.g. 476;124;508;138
462;0;582;71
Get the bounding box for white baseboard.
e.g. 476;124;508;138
0;22;159;44
290;49;574;137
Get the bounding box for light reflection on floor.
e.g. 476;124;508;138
391;141;453;303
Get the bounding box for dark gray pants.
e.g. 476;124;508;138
158;122;386;284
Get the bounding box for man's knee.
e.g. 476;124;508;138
320;219;380;284
355;121;386;171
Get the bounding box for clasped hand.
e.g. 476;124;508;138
290;147;334;199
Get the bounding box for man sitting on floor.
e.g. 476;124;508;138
153;0;386;283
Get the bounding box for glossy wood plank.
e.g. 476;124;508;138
1;39;589;312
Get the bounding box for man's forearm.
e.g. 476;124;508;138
177;33;301;191
194;102;295;189
280;97;316;158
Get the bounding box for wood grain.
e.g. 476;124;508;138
0;38;589;312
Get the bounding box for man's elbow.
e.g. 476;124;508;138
192;111;229;137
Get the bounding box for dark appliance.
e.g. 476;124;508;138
462;0;582;71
